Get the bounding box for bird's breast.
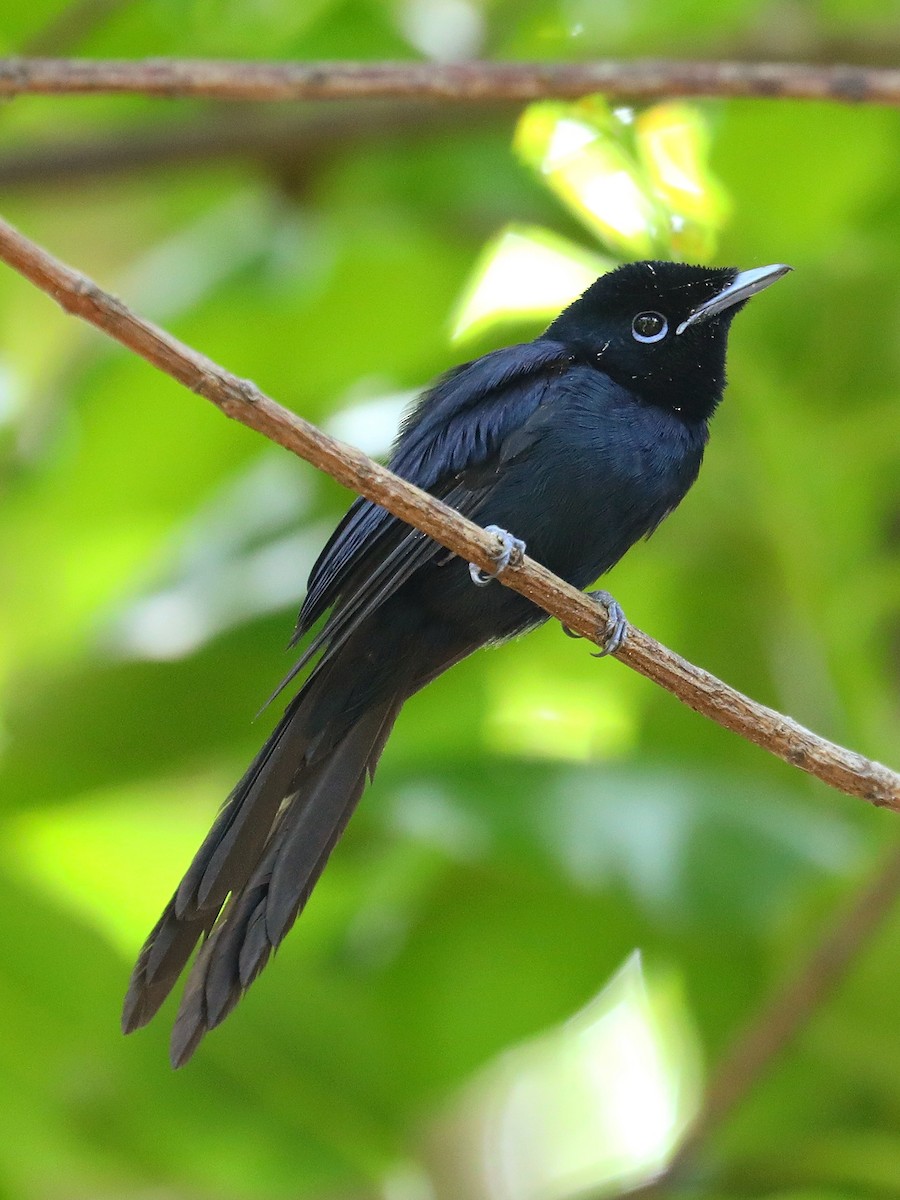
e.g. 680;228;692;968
486;385;706;587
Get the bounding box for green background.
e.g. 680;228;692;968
1;2;900;1198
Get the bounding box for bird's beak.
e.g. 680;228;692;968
676;263;792;335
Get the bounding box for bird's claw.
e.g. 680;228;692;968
469;525;526;587
562;590;629;657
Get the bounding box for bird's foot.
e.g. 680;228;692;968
469;525;526;587
562;589;629;657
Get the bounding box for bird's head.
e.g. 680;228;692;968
543;260;790;422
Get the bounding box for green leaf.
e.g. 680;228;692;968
451;223;615;343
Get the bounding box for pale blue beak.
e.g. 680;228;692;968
676;263;792;335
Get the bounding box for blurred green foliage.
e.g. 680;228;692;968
1;2;900;1199
454;96;727;341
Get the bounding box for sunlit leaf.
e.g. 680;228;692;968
635;102;730;260
514;99;667;259
451;223;613;342
426;952;701;1198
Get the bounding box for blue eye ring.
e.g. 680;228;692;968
632;312;668;343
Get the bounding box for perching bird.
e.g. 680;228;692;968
123;259;789;1065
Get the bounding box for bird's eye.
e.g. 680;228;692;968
632;312;668;343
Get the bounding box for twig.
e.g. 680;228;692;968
622;844;900;1198
0;212;897;811
21;0;139;56
0;57;899;106
0;103;511;190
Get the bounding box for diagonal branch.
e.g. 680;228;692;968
0;57;899;106
21;0;140;56
0;211;898;811
622;843;900;1198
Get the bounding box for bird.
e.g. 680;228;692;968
122;258;790;1066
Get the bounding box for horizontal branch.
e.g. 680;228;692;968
0;102;510;190
1;56;900;106
0;212;898;812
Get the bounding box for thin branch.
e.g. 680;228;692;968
685;842;900;1154
620;843;900;1197
21;0;140;56
0;212;898;812
0;103;511;190
0;57;900;106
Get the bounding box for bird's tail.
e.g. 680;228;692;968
122;676;403;1067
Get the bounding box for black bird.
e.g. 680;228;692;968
123;259;789;1065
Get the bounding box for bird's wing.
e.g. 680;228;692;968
288;340;571;648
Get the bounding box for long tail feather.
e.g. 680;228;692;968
122;680;402;1062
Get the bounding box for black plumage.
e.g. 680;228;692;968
122;258;789;1065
